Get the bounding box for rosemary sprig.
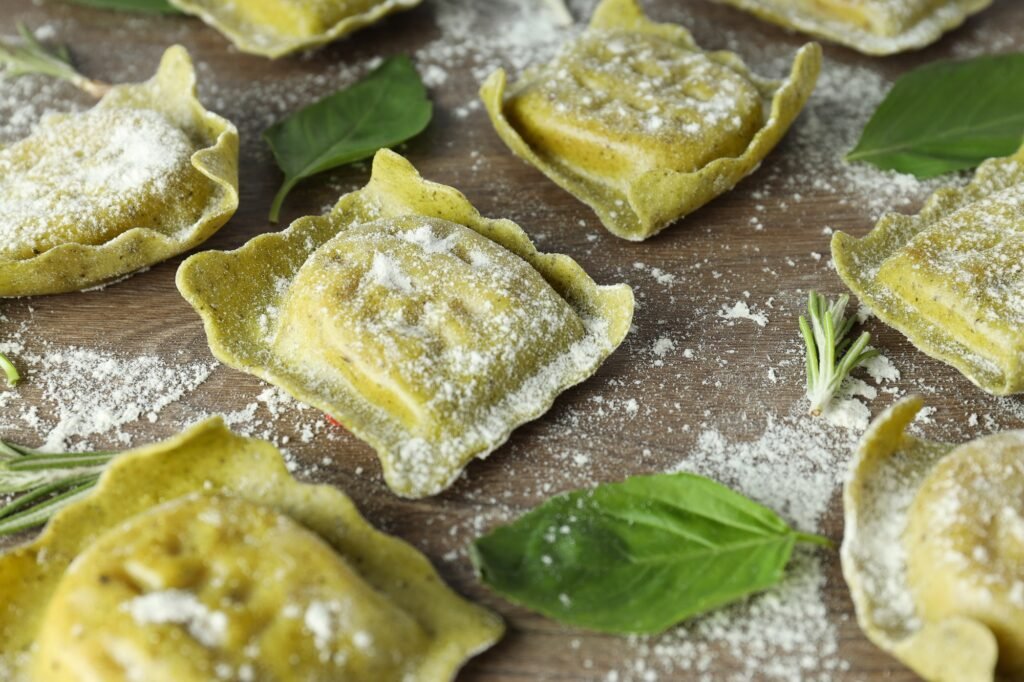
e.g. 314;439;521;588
0;24;110;98
799;291;879;416
0;441;117;537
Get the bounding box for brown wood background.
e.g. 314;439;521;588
2;1;1023;680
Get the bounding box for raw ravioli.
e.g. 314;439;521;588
170;0;422;58
481;0;820;240
0;46;239;297
842;396;1024;681
177;150;634;498
710;0;992;55
833;142;1024;396
0;418;503;681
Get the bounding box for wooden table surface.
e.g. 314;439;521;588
2;1;1023;680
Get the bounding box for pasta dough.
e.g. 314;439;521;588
833;142;1024;396
177;150;634;498
0;418;503;681
169;0;422;58
709;0;992;55
906;433;1024;676
0;46;239;296
274;216;588;445
481;0;820;240
842;396;1024;681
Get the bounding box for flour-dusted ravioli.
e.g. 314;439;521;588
0;419;503;681
710;0;991;55
177;150;634;498
481;0;820;241
169;0;421;58
0;46;239;297
842;396;1024;681
833;143;1024;396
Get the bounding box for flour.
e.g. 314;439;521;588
609;410;861;681
718;300;768;327
123;589;228;648
0;107;196;260
9;344;214;451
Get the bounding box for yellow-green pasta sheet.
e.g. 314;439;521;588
481;0;820;240
0;46;239;297
842;396;1024;682
170;0;422;58
0;418;503;681
833;142;1024;396
709;0;992;56
177;150;634;498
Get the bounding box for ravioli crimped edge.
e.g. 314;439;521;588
480;0;821;241
0;417;504;681
841;396;1000;682
0;45;239;297
176;149;634;498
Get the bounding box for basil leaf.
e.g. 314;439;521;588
847;53;1024;178
67;0;181;14
263;56;432;222
470;472;827;634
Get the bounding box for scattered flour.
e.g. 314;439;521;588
821;354;901;431
123;589;228;648
14;345;214;451
611;410;862;681
718;300;768;327
864;354;900;383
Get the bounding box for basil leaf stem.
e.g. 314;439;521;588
0;350;18;388
263;56;433;222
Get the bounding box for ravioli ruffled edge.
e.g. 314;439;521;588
0;417;504;680
832;142;1024;396
841;396;1000;682
0;46;239;298
169;0;422;59
176;149;634;498
709;0;992;56
480;0;821;241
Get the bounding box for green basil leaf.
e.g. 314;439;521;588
470;472;827;634
67;0;181;14
847;53;1024;178
263;55;432;222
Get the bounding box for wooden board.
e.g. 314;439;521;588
1;1;1022;679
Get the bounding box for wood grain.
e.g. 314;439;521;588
1;1;1022;680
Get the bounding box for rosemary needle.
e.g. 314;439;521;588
0;441;118;537
799;291;879;417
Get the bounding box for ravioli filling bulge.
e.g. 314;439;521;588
506;30;764;191
806;0;948;34
904;433;1024;675
274;215;586;442
32;494;431;682
875;182;1024;377
227;0;387;39
0;107;205;261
